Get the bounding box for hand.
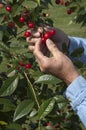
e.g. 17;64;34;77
29;38;79;86
26;25;70;51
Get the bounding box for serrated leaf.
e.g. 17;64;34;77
0;75;19;97
35;74;61;84
13;99;34;121
38;98;55;119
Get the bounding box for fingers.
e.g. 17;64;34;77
26;29;41;44
29;45;35;51
46;39;60;57
27;37;39;44
33;38;44;60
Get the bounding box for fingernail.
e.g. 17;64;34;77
46;39;51;44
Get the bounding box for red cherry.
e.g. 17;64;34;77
42;37;46;44
8;22;15;28
64;1;70;6
54;124;60;129
60;0;65;5
24;11;29;16
19;16;26;23
28;22;35;28
3;16;7;21
6;5;12;12
46;122;52;126
0;3;3;8
49;29;56;36
67;9;72;15
24;31;31;37
25;63;32;69
19;61;25;67
44;33;51;39
55;0;60;4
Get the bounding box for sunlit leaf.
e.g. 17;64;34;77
38;98;55;119
13;99;34;121
35;74;61;84
0;75;19;97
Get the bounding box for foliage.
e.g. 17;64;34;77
0;0;86;130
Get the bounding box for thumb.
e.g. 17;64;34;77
46;39;59;56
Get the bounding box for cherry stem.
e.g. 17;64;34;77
24;71;40;109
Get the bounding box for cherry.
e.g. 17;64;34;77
67;9;72;14
46;122;52;126
64;1;70;6
24;31;31;37
49;29;56;36
19;61;25;67
42;37;46;44
8;22;15;28
28;22;35;28
0;3;3;8
60;0;64;5
42;30;55;44
25;63;32;69
24;11;29;16
3;16;7;21
6;5;12;12
19;16;26;23
44;32;51;39
54;124;60;129
55;0;60;4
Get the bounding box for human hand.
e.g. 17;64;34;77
26;25;70;52
29;38;79;86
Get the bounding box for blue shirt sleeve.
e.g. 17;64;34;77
64;76;86;127
64;37;86;127
69;37;86;63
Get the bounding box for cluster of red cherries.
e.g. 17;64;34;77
19;61;32;69
5;5;56;45
55;0;73;15
5;5;32;69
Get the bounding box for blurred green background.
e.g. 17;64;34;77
46;1;86;38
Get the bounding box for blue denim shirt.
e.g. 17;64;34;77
64;37;86;127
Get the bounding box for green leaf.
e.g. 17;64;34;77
36;0;40;5
0;41;10;54
35;74;61;84
38;98;55;119
0;75;19;97
0;31;3;41
70;47;84;57
74;60;84;68
6;123;22;130
0;98;16;112
13;99;34;121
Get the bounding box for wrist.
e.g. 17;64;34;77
64;71;80;86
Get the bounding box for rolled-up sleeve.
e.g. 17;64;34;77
64;76;86;127
64;37;86;126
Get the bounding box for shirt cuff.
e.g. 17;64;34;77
64;76;86;110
